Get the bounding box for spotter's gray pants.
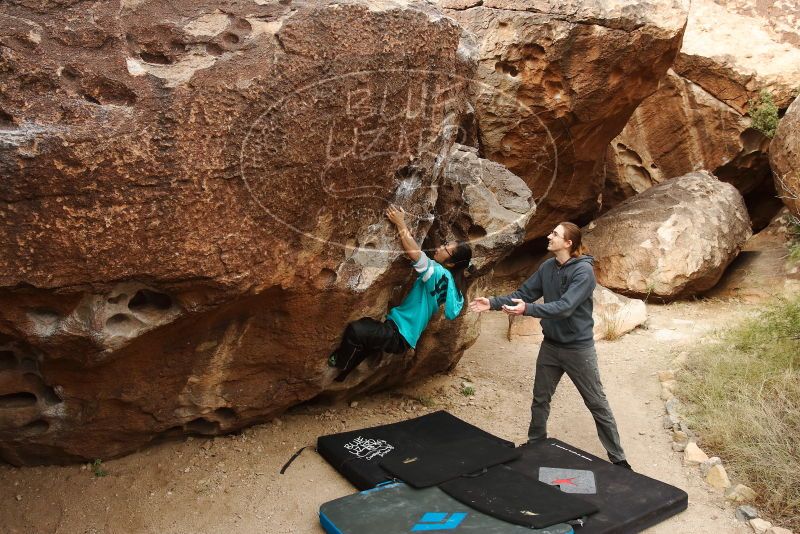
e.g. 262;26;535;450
528;340;626;463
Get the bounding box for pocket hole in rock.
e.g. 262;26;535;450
0;351;15;370
20;419;49;436
233;18;252;32
140;51;172;65
0;109;15;128
20;358;37;373
185;417;220;435
222;32;240;45
0;392;38;409
107;293;128;304
468;225;487;239
28;308;60;334
317;268;337;288
206;43;224;56
105;314;143;337
41;385;62;404
214;407;236;421
495;61;519;77
81;77;138;106
128;289;173;312
61;66;79;80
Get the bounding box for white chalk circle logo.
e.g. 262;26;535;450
239;69;561;253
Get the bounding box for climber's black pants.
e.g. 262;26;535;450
330;318;409;381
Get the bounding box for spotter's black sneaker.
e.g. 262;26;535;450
613;459;633;470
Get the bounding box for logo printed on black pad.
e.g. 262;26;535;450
411;512;467;531
343;436;394;460
539;467;597;494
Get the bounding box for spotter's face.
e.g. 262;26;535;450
547;225;571;253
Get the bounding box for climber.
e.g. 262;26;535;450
328;205;473;382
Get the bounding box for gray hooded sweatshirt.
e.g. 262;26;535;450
489;255;596;348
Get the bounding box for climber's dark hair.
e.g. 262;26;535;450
445;241;474;299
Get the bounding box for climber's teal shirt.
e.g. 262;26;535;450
386;252;463;348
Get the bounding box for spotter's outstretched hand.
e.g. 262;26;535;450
501;298;526;316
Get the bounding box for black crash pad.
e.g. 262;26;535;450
440;464;599;529
379;435;521;488
317;411;514;490
507;439;688;533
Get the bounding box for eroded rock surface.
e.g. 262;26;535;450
603;0;800;227
676;0;800;112
585;171;752;300
0;1;532;464
440;0;688;239
439;144;535;272
603;70;775;227
771;98;800;218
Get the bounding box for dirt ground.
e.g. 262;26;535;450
1;230;796;534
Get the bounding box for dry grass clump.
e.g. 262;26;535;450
787;212;800;264
600;313;624;341
678;297;800;530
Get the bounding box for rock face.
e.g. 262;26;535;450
0;1;536;464
603;70;774;225
584;172;752;300
771;98;800;218
440;0;688;239
507;284;646;342
675;0;800;112
603;0;800;226
439;144;535;272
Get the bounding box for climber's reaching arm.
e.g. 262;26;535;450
386;205;421;263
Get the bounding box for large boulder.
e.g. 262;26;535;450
675;0;800;113
0;1;536;464
603;70;775;226
439;144;535;272
603;0;800;226
771;98;800;218
440;0;688;239
584;171;752;300
603;0;800;227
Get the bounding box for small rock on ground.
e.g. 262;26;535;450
725;483;757;503
736;505;759;522
683;442;709;465
750;518;773;534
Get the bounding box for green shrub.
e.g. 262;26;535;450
91;459;108;477
415;395;435;408
747;90;779;138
